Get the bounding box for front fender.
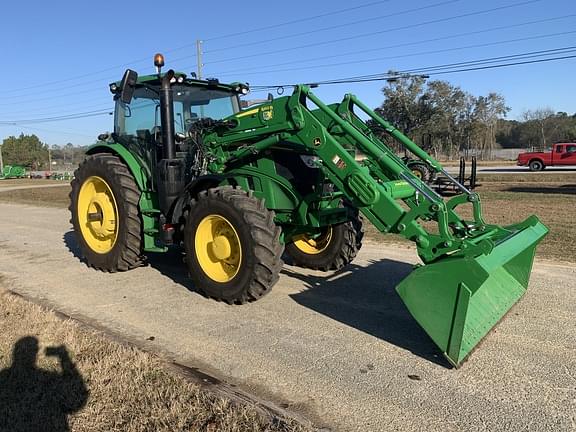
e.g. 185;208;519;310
86;143;151;191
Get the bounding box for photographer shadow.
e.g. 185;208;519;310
285;258;452;368
0;337;88;432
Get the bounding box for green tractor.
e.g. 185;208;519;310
70;55;548;366
0;165;26;179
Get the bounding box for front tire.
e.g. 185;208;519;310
69;154;143;271
184;186;284;304
285;214;363;271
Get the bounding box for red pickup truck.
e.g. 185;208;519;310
517;143;576;171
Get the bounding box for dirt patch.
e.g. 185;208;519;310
0;179;68;187
0;185;70;208
0;288;310;432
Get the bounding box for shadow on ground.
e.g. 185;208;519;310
504;184;576;194
63;231;82;262
63;231;448;367
63;231;201;295
0;337;88;431
285;259;452;368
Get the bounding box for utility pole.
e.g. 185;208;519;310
48;148;52;172
0;145;3;173
196;39;203;80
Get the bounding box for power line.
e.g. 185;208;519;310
0;109;113;125
214;30;576;77
250;46;576;90
204;0;393;42
0;0;390;96
210;14;576;76
203;0;545;66
0;124;98;140
205;0;461;54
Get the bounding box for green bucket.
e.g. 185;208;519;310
397;215;548;367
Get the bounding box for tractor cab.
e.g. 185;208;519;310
111;75;244;141
110;61;248;160
108;54;249;214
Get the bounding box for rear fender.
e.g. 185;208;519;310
86;143;151;191
86;143;164;252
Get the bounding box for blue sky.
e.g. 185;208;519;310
0;0;574;146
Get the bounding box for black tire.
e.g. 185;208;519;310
184;186;284;304
407;161;435;182
529;160;544;171
69;154;143;272
285;214;363;271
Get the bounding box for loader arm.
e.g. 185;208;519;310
203;85;548;366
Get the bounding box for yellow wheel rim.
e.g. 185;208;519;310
412;169;423;179
195;215;242;283
293;227;333;255
77;176;118;254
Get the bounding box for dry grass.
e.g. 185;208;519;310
0;179;68;187
0;288;309;432
364;181;576;262
1;181;573;262
477;172;576;183
0;185;71;208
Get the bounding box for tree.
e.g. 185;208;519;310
1;134;49;169
473;93;510;159
371;76;509;159
521;108;555;149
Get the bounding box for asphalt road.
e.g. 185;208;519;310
0;203;574;431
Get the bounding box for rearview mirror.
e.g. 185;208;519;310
119;69;138;104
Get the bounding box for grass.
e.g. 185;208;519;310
1;180;573;262
477;172;576;183
0;288;310;432
0;179;68;187
364;181;576;263
0;185;70;208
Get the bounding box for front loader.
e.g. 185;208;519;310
69;55;548;366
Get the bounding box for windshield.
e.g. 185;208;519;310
114;85;238;136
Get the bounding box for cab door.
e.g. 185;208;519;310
559;144;576;166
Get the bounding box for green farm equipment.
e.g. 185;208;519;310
69;55;548;366
0;165;26;179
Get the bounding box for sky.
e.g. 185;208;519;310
0;0;574;147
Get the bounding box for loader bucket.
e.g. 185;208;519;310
396;216;548;367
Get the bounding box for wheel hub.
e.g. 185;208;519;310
77;176;118;254
293;227;333;255
195;215;242;283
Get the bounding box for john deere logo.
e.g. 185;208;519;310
261;106;273;121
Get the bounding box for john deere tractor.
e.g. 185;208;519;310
70;55;548;366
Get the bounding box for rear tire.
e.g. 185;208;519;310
69;154;143;272
184;186;284;304
407;162;430;181
529;160;544;171
285;214;363;271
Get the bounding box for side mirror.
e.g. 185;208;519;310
119;69;138;104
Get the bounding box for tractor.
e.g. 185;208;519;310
69;55;548;366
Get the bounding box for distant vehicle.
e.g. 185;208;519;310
517;143;576;171
0;165;26;179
